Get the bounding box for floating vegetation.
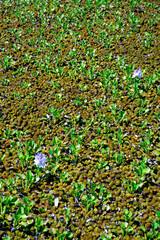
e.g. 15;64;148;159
0;0;160;239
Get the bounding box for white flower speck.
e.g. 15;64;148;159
54;197;59;207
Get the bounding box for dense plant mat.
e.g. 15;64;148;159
0;0;160;239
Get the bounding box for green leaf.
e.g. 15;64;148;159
10;197;18;204
17;173;23;180
23;197;28;203
136;182;144;189
121;222;128;228
49;107;54;113
0;179;8;186
142;167;150;175
14;213;27;221
106;193;112;198
26;170;33;181
152;221;158;230
128;226;133;232
19;221;28;227
67;232;73;238
156;211;160;218
18;152;25;159
49;149;54;155
153;150;160;156
34;175;40;182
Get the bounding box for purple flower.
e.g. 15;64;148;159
132;69;142;78
34;152;47;168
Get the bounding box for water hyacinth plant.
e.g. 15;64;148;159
0;0;160;239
